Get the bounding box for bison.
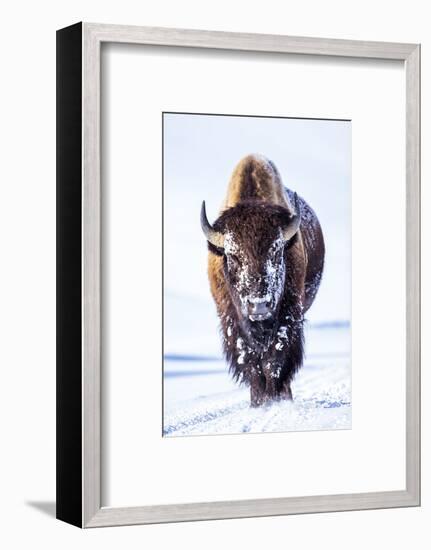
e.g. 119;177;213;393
200;154;325;407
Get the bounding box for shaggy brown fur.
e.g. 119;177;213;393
204;154;325;406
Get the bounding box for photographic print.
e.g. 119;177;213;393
163;112;351;437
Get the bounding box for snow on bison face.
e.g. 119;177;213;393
201;198;301;347
223;227;285;323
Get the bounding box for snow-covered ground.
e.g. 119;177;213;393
163;322;351;437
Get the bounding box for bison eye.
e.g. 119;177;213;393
227;253;240;268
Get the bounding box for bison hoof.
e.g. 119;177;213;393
250;388;293;407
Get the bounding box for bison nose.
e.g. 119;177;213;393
247;299;272;322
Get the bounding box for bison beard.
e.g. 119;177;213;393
202;155;324;407
222;288;305;407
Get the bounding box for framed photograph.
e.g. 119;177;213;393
57;23;420;527
163;113;352;434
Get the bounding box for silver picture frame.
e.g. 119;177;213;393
56;22;420;528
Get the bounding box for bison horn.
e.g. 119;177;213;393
200;201;225;249
282;192;301;241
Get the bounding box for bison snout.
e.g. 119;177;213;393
247;298;273;322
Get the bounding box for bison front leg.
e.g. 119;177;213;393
263;363;293;402
282;382;293;401
279;381;293;400
249;370;267;407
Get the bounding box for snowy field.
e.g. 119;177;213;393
163;311;351;437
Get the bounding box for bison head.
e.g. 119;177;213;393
201;197;301;346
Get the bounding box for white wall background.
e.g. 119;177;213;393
0;1;427;548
